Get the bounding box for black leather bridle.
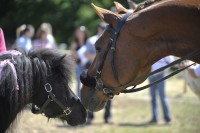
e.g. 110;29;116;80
80;10;200;99
32;83;73;118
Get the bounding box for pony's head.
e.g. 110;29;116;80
28;49;87;126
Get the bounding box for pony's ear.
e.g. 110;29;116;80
53;54;66;67
114;1;129;14
91;3;121;27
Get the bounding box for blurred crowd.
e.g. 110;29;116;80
14;23;56;51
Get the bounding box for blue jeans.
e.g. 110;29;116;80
76;64;85;97
149;73;171;122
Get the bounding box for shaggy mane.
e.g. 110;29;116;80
0;48;73;132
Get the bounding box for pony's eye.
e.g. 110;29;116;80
95;46;101;52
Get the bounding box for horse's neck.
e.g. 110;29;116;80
129;0;200;64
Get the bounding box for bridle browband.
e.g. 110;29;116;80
32;83;72;118
80;10;200;99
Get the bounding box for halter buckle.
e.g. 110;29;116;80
63;107;72;115
111;47;115;51
45;83;52;92
48;94;55;101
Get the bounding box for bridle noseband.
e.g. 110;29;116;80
32;83;73;118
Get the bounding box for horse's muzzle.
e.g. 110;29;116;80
80;70;96;88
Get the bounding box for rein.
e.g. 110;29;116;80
80;10;200;99
32;83;72;118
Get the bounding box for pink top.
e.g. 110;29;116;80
0;28;7;52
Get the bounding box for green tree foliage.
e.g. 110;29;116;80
0;0;136;47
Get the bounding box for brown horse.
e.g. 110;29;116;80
80;0;200;112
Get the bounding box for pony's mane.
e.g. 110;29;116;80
134;0;163;12
0;48;72;132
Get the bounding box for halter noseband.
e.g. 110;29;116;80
32;83;73;118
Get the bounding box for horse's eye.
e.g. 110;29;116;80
95;46;101;52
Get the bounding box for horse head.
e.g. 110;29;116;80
80;4;151;112
81;0;200;112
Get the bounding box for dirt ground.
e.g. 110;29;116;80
8;77;200;133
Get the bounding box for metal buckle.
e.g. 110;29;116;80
45;83;52;92
63;107;72;115
95;76;103;90
103;88;114;99
97;69;101;74
48;94;55;101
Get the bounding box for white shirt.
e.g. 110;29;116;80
151;56;174;72
85;35;100;55
77;45;89;66
193;64;200;77
17;36;32;51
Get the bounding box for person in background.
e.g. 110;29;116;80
16;24;35;51
84;22;112;124
40;23;56;48
69;26;88;97
0;28;7;52
33;28;51;49
148;56;174;124
186;64;200;78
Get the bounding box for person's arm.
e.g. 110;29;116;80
85;53;95;62
187;68;199;78
191;65;200;78
85;40;96;62
69;42;77;51
183;62;200;79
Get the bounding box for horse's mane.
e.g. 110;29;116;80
0;48;72;132
134;0;163;12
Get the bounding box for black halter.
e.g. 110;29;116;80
80;10;200;99
32;83;73;118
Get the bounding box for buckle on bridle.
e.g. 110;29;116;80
63;107;72;115
95;76;103;90
103;88;114;99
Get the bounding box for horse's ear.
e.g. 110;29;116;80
114;1;129;14
91;3;121;27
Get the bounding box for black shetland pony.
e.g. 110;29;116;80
0;49;86;133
